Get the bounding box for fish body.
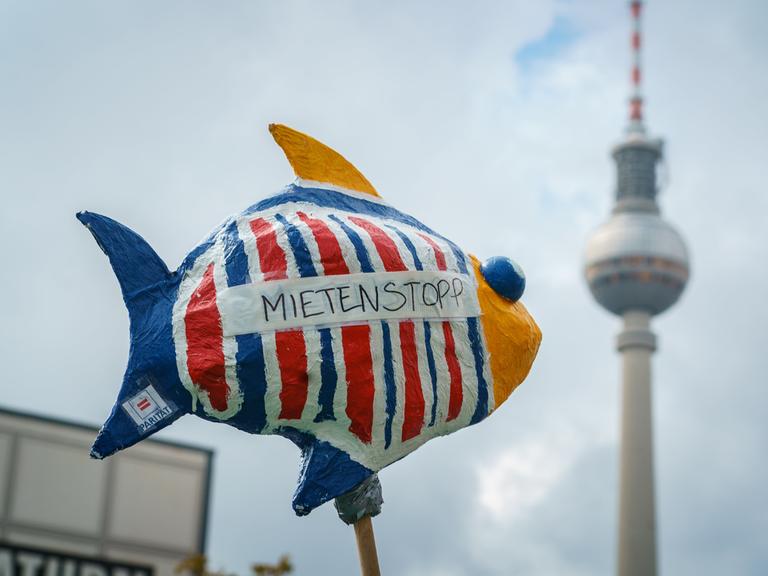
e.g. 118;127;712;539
79;125;541;515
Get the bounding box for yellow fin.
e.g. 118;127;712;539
269;124;379;198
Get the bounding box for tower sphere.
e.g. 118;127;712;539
584;210;689;316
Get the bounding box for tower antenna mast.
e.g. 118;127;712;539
628;0;645;133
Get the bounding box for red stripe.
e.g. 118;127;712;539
420;233;464;420
137;399;151;411
185;264;228;411
632;31;641;50
632;67;641;86
400;322;425;441
418;233;447;271
443;322;463;421
343;324;375;443
348;217;421;440
250;218;288;281
299;212;376;436
249;217;309;419
348;216;407;271
276;329;309;419
297;212;350;275
631;1;641;18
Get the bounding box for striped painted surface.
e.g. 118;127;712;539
171;186;493;470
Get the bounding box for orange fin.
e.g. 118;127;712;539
269;124;379;198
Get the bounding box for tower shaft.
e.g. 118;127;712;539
617;311;657;576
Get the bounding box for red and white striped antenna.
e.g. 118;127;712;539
628;0;645;133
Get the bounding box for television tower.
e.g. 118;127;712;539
584;2;689;575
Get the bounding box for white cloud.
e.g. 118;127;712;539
477;438;577;522
1;0;767;574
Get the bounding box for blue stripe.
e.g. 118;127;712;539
328;214;375;273
275;213;340;424
387;225;423;270
222;221;267;433
467;317;489;425
449;244;469;274
274;213;317;277
381;321;396;449
314;328;338;422
423;321;439;427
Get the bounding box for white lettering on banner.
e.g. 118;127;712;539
219;271;480;336
0;545;152;576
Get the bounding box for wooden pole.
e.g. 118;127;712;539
352;515;381;576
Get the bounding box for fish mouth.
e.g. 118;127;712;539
472;256;542;409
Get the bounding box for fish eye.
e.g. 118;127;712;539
481;256;526;302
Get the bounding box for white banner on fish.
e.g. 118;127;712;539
218;271;481;336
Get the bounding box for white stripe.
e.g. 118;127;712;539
236;216;262;281
329;326;351;431
368;321;388;451
450;319;480;427
427;320;451;426
260;331;282;430
412;321;435;435
386;320;406;449
299;328;323;423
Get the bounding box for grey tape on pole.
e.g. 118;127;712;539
334;473;383;525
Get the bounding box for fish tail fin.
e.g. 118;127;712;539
77;211;185;458
76;211;170;301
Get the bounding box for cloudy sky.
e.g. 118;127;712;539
2;0;767;574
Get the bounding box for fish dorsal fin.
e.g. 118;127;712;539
269;123;380;198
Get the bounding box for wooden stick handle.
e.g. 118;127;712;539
353;515;381;576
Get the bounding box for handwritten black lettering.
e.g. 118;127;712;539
451;278;464;307
383;281;407;311
338;285;363;313
316;287;336;313
299;290;323;318
403;281;420;311
422;282;439;306
359;284;379;312
437;279;451;309
262;293;286;322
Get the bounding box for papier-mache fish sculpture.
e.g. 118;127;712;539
78;124;542;515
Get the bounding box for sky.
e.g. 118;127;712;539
1;0;767;574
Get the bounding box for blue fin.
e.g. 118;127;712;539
77;211;186;458
77;211;171;299
292;439;374;516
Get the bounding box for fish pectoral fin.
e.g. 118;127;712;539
269;123;380;198
292;438;374;516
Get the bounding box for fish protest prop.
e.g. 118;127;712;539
78;124;541;516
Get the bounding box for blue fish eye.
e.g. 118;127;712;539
481;256;526;302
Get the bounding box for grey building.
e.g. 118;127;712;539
0;407;212;576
